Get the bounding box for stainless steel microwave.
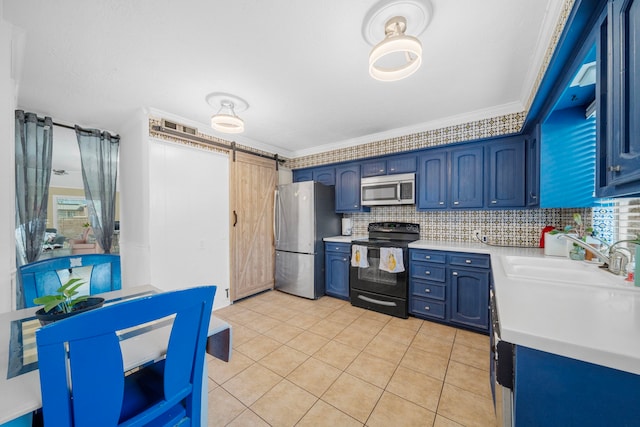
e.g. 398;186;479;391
361;173;415;206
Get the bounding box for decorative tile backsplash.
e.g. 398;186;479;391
346;206;592;247
285;113;526;170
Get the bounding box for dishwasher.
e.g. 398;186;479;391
490;288;514;427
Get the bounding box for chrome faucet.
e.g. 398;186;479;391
559;234;631;275
559;234;610;263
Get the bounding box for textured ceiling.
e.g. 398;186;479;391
4;0;564;158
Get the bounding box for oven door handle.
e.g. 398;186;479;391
357;295;397;307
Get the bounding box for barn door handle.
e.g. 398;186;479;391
233;210;238;227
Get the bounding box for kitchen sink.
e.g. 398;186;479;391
501;255;640;291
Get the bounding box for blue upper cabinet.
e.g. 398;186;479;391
417;150;447;209
335;164;366;212
293;169;313;182
293;166;335;186
361;160;387;177
387;155;417;175
485;137;526;208
450;146;484;208
598;0;640;196
361;154;417;177
313;167;335;186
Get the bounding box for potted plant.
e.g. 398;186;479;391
32;278;104;325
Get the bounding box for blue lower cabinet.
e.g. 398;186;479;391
325;242;350;300
409;249;490;333
514;345;640;426
410;296;446;320
449;267;489;331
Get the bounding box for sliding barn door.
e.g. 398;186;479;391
229;152;276;301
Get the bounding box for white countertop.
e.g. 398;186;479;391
409;240;640;375
324;235;366;243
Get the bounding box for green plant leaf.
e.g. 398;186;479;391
33;277;88;314
573;213;583;225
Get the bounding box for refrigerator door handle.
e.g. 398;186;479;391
273;189;279;244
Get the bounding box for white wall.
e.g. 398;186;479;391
148;139;230;309
0;11;16;313
118;108;152;288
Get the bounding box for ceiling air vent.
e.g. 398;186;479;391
161;119;198;136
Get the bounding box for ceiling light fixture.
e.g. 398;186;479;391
369;16;422;81
211;101;244;134
363;0;432;82
206;92;249;134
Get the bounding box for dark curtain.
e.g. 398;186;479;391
15;111;53;263
15;111;54;308
75;126;119;254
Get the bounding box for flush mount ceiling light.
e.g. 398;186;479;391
363;0;432;82
206;92;249;134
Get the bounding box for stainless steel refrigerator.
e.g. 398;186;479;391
274;181;340;299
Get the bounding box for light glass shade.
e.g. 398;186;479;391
211;113;244;134
369;33;422;81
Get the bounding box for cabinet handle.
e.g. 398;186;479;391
379;169;384;172
343;258;347;262
425;288;431;293
425;255;431;259
439;201;445;205
354;204;359;208
425;271;431;275
465;259;472;264
529;192;538;199
491;200;497;204
425;306;430;311
453;201;460;205
608;165;622;172
452;271;458;276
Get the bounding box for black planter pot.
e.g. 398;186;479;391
35;297;105;326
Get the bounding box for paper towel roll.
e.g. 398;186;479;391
342;218;352;236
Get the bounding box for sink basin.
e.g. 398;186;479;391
501;255;640;291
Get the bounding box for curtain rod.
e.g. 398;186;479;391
151;125;285;167
52;122;75;131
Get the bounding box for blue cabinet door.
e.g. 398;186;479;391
293;169;313;182
450;146;484;208
514;346;640;426
335;165;364;212
361;160;387;177
449;267;489;331
417;151;447;209
486;137;526;208
602;0;640;196
387;155;417;174
313;167;335;186
325;243;350;300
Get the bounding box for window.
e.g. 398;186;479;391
592;198;640;248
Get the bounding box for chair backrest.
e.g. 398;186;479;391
36;286;216;427
19;254;121;308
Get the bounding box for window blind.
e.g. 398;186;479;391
593;198;640;247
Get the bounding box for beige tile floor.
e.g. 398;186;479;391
207;290;497;427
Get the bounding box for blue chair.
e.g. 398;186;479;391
19;254;121;308
36;286;216;426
